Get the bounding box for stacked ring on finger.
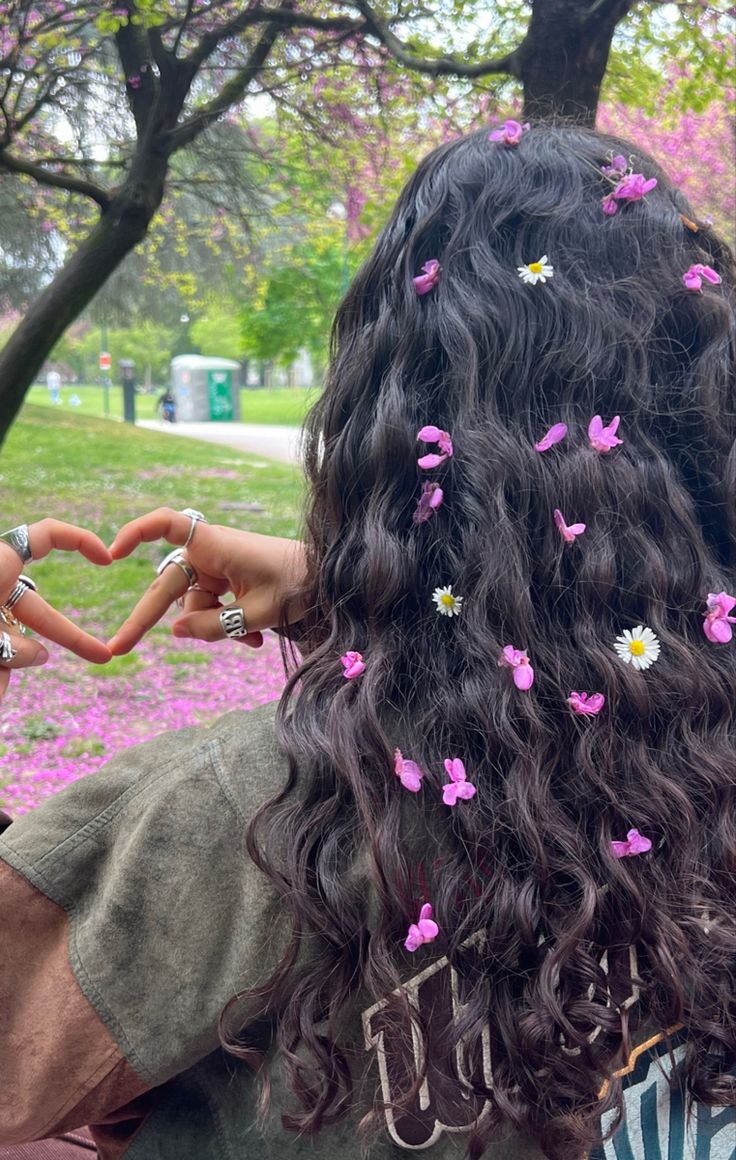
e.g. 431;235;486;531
220;606;248;639
0;630;18;663
180;508;207;548
157;549;197;587
0;524;33;564
5;573;38;610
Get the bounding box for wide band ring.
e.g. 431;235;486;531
157;549;197;588
0;525;33;564
5;574;38;610
180;508;207;548
0;631;17;664
219;606;247;639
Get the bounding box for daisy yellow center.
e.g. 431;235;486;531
629;639;646;656
440;594;455;607
528;261;543;273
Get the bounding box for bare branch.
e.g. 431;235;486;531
351;0;520;78
0;151;111;209
183;7;363;73
168;22;284;153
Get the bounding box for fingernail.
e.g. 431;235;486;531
173;624;191;638
32;651;49;667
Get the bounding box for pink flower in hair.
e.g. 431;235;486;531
601;172;657;215
417;425;453;469
683;264;722;293
413;259;441;295
488;119;529;146
554;509;586;544
567;691;605;716
341;650;366;679
615;173;657;201
601;154;628;178
442;758;477;806
611;828;652;858
534;422;568;452
413;481;444;524
703;591;736;643
405;903;439;952
601;194;619;216
499;645;534;690
394;749;424;793
588;415;622;453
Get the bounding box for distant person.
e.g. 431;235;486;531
157;388;176;423
46;369;61;404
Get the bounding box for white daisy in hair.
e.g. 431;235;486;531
613;625;661;670
432;585;463;617
517;255;554;285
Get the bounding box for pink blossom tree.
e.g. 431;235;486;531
0;0;731;443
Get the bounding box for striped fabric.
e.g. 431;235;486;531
592;1033;735;1159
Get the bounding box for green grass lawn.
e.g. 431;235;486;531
27;383;318;427
2;404;304;625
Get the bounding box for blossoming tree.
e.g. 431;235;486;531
0;0;730;443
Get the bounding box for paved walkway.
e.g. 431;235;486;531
137;420;302;466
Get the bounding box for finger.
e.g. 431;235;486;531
183;587;222;614
172;593;269;647
0;628;49;669
109;508;198;558
27;519;112;566
0;667;9;700
11;590;111;664
177;586;263;643
107;556;193;655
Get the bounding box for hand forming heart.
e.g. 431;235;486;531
0;512;306;703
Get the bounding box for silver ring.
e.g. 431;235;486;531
5;574;37;610
219;606;247;638
180;508;207;548
156;549;197;587
0;525;33;564
0;631;17;663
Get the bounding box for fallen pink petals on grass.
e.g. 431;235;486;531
0;632;286;815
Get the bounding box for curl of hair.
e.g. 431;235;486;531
221;125;736;1158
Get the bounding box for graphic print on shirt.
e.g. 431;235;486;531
590;1033;736;1160
362;936;642;1151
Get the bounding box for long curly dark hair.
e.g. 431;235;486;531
222;124;736;1157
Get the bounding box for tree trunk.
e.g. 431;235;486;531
0;155;168;444
520;0;635;126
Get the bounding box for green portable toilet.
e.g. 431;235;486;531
170;355;241;422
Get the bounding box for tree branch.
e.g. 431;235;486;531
0;151;111;209
351;0;520;78
184;7;363;73
168;22;284;153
